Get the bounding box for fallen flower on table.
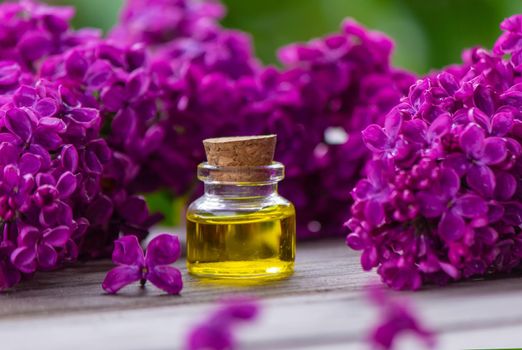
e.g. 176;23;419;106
186;297;260;350
366;286;435;350
102;234;182;295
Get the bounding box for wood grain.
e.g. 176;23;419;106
1;239;522;350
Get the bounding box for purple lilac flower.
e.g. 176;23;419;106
186;297;259;350
0;71;109;282
112;0;415;238
102;234;182;294
0;0;100;71
110;0;225;47
347;14;522;290
366;286;435;350
0;0;161;290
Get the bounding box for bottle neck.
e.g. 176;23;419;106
203;182;278;198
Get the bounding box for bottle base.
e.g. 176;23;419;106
187;259;294;281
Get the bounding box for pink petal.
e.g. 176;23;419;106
61;145;79;172
383;109;402;140
5;108;32;142
491;110;513;136
37;243;58;269
467;164;495;197
3;164;20;188
112;235;145;266
438;211;466;242
417;193;445;218
56;171;77;198
482;137;507;165
68;108;99;127
361;246;379;271
442;154;469;177
19;152;41;175
437;167;460;198
364;200;385;227
102;265;142;294
459;124;485;159
147;265;183;295
362;125;388;152
145;234;181;266
10;247;37;274
19;226;40;246
427;113;451;142
43;226;70;247
494;172;517;200
453;194;488;218
35;99;59;118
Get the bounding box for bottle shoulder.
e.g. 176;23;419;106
186;194;295;223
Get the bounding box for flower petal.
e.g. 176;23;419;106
5;108;32;142
112;235;145;266
37;243;58;270
145;234;181;266
364;200;384;227
35;99;59;118
442;154;469;177
427;113;451;142
56;171;77;198
65;50;88;80
383;109;402;141
482;137;507;165
68;108;99;127
19;152;41;175
13;85;37;107
0;142;19;165
362;125;388;152
0;62;21;86
61;145;79;172
417;192;445;218
491;110;514;136
19;225;40;246
467;164;495;197
3;164;20;188
147;265;183;295
495;172;517;200
10;247;37;274
453;194;488;218
43;226;70;247
402;119;427;144
459;123;485;159
18;32;52;61
437;167;460;198
438;211;466;242
102;265;142;294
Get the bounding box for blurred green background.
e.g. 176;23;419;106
51;0;522;74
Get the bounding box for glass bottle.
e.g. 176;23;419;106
186;161;296;280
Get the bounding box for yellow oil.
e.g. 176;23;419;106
186;204;296;280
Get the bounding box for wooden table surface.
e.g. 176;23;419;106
1;238;522;350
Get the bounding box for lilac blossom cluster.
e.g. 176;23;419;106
347;15;522;290
0;1;158;291
112;0;415;238
273;21;415;237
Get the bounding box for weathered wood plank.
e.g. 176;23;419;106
1;239;522;350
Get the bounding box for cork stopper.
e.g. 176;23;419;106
202;135;277;182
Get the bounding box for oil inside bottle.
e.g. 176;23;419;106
186;204;295;280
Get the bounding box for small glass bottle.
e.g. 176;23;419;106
186;135;296;280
